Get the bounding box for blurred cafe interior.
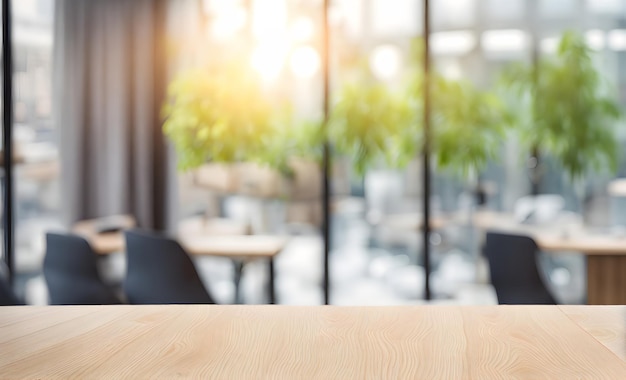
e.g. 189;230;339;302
1;0;626;308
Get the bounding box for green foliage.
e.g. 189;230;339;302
256;111;324;177
329;38;509;178
428;77;509;177
329;81;414;176
162;60;290;173
500;31;622;180
163;36;511;180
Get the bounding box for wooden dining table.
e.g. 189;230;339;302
72;215;286;304
1;305;624;378
468;210;626;305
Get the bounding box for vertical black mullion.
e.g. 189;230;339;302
152;0;167;230
529;0;541;196
422;0;432;301
322;0;331;305
2;0;14;284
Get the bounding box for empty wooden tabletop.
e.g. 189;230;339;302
72;214;136;254
1;305;625;379
72;215;286;258
183;235;286;259
469;210;626;255
559;305;626;361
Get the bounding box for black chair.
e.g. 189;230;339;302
484;231;557;304
44;233;123;305
124;230;215;304
0;276;21;306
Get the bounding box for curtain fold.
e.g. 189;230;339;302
54;0;172;230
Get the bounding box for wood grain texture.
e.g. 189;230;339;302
587;256;626;305
559;306;626;361
1;306;625;379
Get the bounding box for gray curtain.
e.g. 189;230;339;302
54;0;173;230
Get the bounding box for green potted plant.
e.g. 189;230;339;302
500;31;622;195
329;65;508;200
329;79;414;176
162;61;288;173
162;58;328;231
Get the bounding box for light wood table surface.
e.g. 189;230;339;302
72;214;136;255
72;215;285;259
182;234;286;304
1;305;624;379
468;210;626;305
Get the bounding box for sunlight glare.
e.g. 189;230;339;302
291;17;315;42
252;0;288;40
290;46;321;79
251;40;288;81
211;4;247;40
369;45;402;80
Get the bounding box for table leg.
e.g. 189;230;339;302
268;258;276;304
586;255;626;305
233;260;244;304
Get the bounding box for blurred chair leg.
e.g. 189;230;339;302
233;260;243;304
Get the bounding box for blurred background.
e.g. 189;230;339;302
4;0;626;306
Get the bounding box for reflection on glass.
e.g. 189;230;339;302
586;0;626;13
485;0;525;20
586;30;605;51
481;29;528;54
431;31;476;56
608;29;626;51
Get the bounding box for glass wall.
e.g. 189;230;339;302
173;0;326;305
4;0;625;305
326;0;626;305
173;0;626;305
11;0;59;302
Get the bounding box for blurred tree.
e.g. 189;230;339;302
501;31;622;187
162;59;301;176
162;63;266;167
329;80;414;176
329;39;508;179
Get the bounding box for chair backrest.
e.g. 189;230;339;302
44;233;122;305
0;264;21;305
124;230;214;304
484;231;556;305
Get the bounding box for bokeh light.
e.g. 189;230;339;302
251;40;288;81
210;5;247;40
291;17;315;42
369;45;402;80
252;0;288;40
290;46;321;79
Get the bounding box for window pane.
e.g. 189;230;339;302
485;0;525;21
14;0;59;303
